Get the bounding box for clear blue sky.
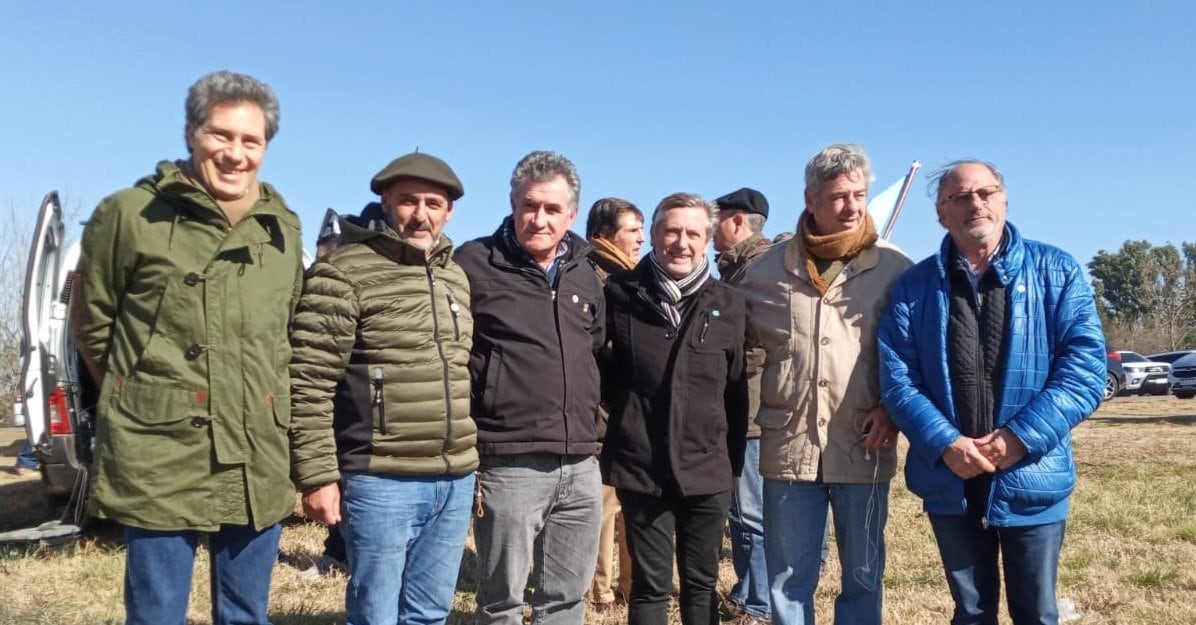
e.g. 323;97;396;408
2;1;1193;269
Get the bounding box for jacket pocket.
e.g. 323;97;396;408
272;390;292;429
446;290;462;341
370;366;388;434
759;356;795;407
754;406;794;430
115;378;200;427
483;345;503;416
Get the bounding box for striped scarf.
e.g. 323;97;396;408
648;251;711;327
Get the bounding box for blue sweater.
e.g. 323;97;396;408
878;223;1105;526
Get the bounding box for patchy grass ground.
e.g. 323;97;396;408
1;394;1194;624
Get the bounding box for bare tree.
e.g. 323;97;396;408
0;202;33;424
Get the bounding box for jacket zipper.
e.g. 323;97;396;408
427;266;454;471
699;313;710;342
372;366;387;434
972;286;997;528
553;260;575;449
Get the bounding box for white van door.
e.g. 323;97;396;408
19;192;65;452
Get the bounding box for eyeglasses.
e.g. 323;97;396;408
944;185;1003;207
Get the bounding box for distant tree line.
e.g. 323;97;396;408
1088;241;1196;353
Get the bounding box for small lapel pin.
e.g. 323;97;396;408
712;310;721;317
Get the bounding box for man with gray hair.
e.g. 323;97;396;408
739;144;912;625
73;71;302;625
600;192;748;625
455;151;605;625
879;160;1104;625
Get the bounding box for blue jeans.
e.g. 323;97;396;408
728;438;769;618
928;515;1066;625
124;523;281;625
764;479;889;625
16;440;39;469
340;472;475;625
473;454;602;625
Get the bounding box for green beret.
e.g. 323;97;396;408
370;152;464;199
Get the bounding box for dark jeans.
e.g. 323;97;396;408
929;515;1066;625
619;489;732;625
124;523;281;625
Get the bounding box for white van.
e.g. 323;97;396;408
19;191;97;514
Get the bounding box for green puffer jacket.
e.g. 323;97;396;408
75;160;303;531
288;215;477;490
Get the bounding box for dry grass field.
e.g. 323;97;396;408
1;394;1194;624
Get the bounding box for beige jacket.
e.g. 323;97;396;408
739;236;912;483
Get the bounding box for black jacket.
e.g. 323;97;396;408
600;261;749;497
454;220;605;456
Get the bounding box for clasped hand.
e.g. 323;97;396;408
942;429;1027;479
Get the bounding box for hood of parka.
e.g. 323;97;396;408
136;160;300;230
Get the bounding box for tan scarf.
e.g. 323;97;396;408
799;211;878;294
589;236;638;271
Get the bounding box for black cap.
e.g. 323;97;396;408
714;187;769;219
370;152;464;199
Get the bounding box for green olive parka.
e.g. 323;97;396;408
75;160;303;531
288;214;477;490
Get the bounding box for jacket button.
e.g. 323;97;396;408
820;337;831;346
818;379;829;387
190;415;212;428
665;332;674;340
183;272;201;286
818;418;827;427
184;344;205;360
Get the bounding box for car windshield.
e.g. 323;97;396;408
1119;352;1147;363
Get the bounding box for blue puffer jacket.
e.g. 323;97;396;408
878;223;1105;527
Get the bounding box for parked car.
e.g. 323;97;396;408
1170;352;1196;399
1146;349;1196;365
19;191;97;508
1105;354;1126;401
1112;350;1171;396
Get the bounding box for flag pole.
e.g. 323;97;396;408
881;160;922;240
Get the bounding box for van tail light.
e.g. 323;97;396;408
48;386;72;435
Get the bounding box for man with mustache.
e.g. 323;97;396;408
455;151;605;625
289;152;478;625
